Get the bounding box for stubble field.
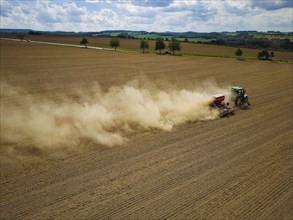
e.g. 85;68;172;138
0;39;292;219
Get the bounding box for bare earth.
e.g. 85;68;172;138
0;39;292;219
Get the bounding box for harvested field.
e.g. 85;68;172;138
0;39;292;219
1;34;293;61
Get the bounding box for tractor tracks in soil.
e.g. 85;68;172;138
1;39;292;219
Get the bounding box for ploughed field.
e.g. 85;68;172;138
0;39;292;219
1;33;293;61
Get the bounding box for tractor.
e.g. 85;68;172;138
230;86;250;108
210;94;234;117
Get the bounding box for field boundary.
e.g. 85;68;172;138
1;37;292;63
0;37;121;52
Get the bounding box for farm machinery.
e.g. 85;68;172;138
210;86;250;117
210;94;234;117
230;86;250;109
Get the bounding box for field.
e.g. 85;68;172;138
131;34;214;43
1;34;292;60
0;39;292;219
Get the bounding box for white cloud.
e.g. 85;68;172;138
85;0;111;3
85;0;102;2
0;0;292;32
118;3;158;17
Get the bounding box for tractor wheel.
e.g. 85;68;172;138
245;96;250;105
235;97;243;106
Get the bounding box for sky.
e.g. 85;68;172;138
0;0;292;32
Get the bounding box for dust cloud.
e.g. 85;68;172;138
1;81;229;149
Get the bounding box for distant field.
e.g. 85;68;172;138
178;37;214;43
1;39;292;219
134;33;164;39
1;34;292;60
133;34;214;43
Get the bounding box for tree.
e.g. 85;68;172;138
109;37;120;51
80;37;89;48
235;48;243;58
140;39;149;53
17;33;25;41
280;38;291;50
258;50;270;60
168;37;182;55
28;30;42;35
155;37;166;54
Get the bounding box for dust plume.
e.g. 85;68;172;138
1;81;229;149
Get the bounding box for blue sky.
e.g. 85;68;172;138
0;0;292;32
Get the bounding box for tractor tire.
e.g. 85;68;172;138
240;103;249;110
245;97;250;106
235;97;243;106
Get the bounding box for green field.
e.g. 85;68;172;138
133;34;214;42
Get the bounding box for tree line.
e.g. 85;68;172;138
12;29;292;51
16;35;278;60
209;37;293;51
78;37;280;60
80;37;182;55
109;33;293;52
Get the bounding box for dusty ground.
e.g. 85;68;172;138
0;39;292;219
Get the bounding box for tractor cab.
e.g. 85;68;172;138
231;86;246;96
231;86;250;107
